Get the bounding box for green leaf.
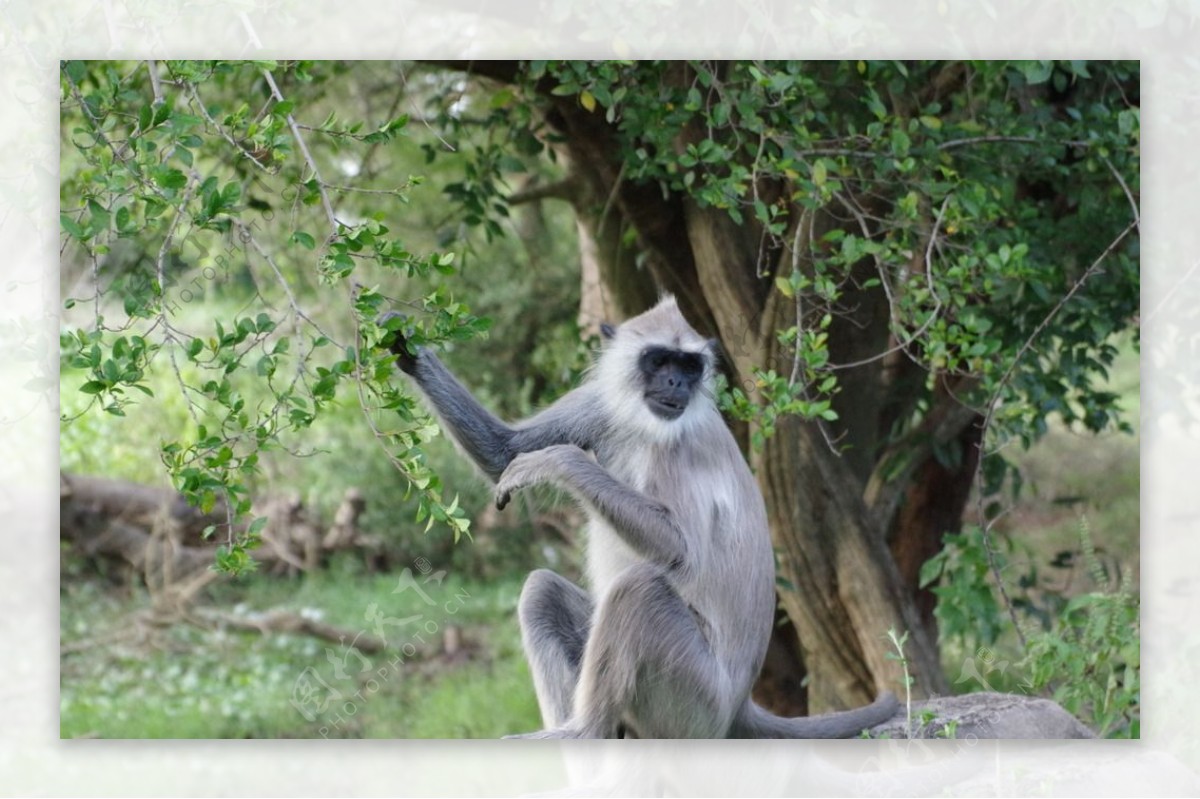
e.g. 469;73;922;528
63;60;86;84
812;160;827;187
579;90;596;112
87;199;110;232
60;213;85;240
1020;60;1055;85
489;88;514;109
918;555;944;588
151;166;188;190
291;231;316;250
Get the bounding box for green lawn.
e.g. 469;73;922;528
60;568;543;739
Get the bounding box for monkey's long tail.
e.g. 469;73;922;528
730;691;899;738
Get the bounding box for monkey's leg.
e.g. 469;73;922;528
571;563;733;739
518;569;594;729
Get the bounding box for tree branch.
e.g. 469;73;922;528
507;175;581;206
419;60;520;84
864;381;981;529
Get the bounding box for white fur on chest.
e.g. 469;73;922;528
584;518;642;599
584;447;654;597
582;446;739;600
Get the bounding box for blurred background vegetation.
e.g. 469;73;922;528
59;60;1138;738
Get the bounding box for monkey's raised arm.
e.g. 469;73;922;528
384;320;604;482
496;445;688;572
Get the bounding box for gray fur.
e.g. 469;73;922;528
390;296;897;738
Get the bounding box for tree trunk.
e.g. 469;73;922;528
887;411;984;642
751;608;809;716
755;416;949;710
554;104;948;712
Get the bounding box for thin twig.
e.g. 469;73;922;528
185;82;272;173
787;209;806;388
397;62;457;154
231;218;341;347
936;135;1088;151
146;60;164;105
260;68;340;237
828;192;950;372
972;217;1138;648
322;182;415;197
1101;155;1139;232
90;250;102;331
154;175;203;433
596;159;627;240
155;180;197;297
976;218;1137;453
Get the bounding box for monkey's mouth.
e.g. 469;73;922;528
646;395;687;420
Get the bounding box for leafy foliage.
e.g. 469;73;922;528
920;525;1009;652
1020;520;1140;738
60;60;487;572
924;517;1139;737
528;60;1138;456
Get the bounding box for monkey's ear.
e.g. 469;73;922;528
600;322;616;340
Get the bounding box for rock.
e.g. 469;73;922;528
868;692;1095;739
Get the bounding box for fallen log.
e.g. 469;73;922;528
60;472;379;582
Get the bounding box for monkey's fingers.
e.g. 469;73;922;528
495;489;512;511
377;311;419;372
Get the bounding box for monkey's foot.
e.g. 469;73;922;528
503;727;586;739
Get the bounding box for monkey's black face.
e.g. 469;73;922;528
638;346;705;420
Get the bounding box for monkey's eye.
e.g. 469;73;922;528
678;353;704;378
641;348;669;372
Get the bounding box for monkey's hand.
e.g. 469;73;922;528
378;311;419;374
495;444;588;510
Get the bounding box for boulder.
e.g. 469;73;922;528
868;692;1095;739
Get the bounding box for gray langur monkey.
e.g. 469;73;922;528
382;295;897;738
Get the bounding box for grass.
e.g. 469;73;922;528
60;567;543;739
